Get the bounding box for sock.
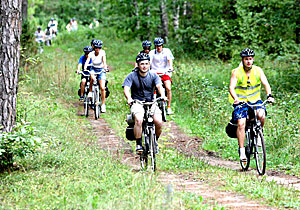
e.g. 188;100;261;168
240;147;245;156
167;106;171;109
136;138;142;146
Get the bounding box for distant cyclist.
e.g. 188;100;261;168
76;46;93;101
134;40;152;68
47;17;58;37
44;26;52;46
84;40;108;113
34;26;45;43
149;37;174;115
123;53;166;154
229;48;274;162
89;18;99;29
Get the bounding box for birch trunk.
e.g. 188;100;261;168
160;0;169;43
173;0;180;35
133;0;140;31
0;0;22;133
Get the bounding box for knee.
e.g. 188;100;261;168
135;116;143;127
155;120;163;129
237;120;246;129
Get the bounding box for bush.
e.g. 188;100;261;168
0;120;58;169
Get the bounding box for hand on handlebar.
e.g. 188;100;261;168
127;98;134;105
267;95;275;104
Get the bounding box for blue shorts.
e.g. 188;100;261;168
90;67;106;80
233;100;266;121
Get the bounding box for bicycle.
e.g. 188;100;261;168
78;69;108;120
76;71;90;117
154;70;173;122
129;98;163;172
239;100;271;175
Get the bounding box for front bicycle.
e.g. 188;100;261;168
89;68;109;120
76;71;90;117
134;98;163;172
240;100;270;175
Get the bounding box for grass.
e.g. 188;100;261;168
1;25;298;209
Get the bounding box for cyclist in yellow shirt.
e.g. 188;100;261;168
229;48;274;161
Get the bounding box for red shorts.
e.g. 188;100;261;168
159;74;172;82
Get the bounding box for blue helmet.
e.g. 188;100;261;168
136;53;150;63
142;40;152;48
240;48;255;57
154;37;164;46
94;40;103;48
83;46;93;53
50;17;54;21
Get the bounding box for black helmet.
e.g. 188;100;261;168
94;40;103;48
154;37;164;46
37;26;41;30
142;40;152;48
240;48;255;57
83;46;93;53
136;53;150;63
91;39;96;46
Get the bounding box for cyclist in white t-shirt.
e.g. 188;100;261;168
149;37;174;115
84;40;108;113
48;17;58;36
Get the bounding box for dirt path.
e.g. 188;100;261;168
77;105;280;210
163;121;300;191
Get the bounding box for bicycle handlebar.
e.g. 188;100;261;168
76;69;109;76
239;100;271;107
128;97;166;106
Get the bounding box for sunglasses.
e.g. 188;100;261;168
143;47;150;50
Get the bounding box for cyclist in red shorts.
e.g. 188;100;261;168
149;37;174;115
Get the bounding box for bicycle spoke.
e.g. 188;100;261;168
255;130;266;175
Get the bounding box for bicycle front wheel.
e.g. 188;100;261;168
254;130;266;175
84;97;89;117
94;88;100;120
149;128;156;172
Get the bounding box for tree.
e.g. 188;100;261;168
22;0;28;21
0;0;22;133
160;0;169;43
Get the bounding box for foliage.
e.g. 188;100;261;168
0;120;57;168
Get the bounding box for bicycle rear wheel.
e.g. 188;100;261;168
149;128;156;172
94;88;100;120
160;101;167;122
240;131;251;171
254;129;266;175
84;97;89;117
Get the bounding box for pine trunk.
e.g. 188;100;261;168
0;0;22;133
160;0;169;43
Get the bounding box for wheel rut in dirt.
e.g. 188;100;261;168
76;104;279;210
163;120;300;191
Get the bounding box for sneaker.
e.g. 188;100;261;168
79;96;84;102
88;92;93;98
101;104;106;113
136;145;143;155
166;107;173;115
256;136;262;147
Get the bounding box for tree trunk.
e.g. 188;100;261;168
22;0;28;21
0;0;22;133
133;0;140;31
173;0;180;36
160;0;169;43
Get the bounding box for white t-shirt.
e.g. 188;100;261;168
34;31;44;42
89;50;106;68
48;20;58;32
149;48;174;74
